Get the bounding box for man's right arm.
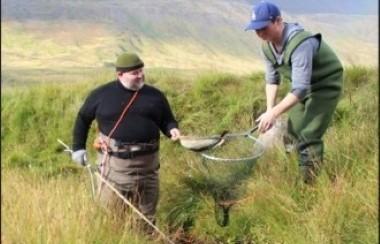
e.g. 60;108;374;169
72;90;100;151
262;49;280;110
265;83;279;110
72;111;93;151
256;49;281;131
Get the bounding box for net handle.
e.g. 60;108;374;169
223;125;258;138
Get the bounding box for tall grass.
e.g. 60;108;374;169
2;169;154;243
2;66;378;243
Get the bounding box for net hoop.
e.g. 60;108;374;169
200;134;265;163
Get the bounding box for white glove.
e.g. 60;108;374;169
71;149;87;166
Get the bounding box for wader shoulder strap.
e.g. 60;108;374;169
262;42;277;64
283;31;322;65
261;31;322;66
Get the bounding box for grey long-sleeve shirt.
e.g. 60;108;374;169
263;23;320;99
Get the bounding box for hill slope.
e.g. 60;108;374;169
2;0;378;75
2;67;378;243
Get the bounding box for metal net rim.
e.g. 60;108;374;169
200;134;265;163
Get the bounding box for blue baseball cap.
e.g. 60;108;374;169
244;1;281;31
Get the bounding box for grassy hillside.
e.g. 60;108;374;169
2;66;378;243
2;0;378;75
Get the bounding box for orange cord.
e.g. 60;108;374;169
98;91;139;195
105;91;139;145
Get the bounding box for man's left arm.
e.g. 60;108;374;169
159;93;181;140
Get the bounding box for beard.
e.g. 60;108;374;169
121;77;144;91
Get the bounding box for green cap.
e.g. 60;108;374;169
115;53;144;72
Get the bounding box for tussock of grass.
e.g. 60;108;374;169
2;67;378;243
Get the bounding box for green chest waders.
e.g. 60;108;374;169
262;31;343;184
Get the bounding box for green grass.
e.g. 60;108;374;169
2;66;378;243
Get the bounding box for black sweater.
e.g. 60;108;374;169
72;80;178;151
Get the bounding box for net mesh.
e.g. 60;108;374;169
184;134;265;226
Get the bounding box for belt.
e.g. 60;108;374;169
115;141;158;151
108;148;158;159
104;142;159;159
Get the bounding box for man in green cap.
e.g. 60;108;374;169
245;2;343;184
71;52;181;230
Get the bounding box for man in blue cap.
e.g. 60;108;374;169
245;1;343;184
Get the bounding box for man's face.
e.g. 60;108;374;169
254;19;282;43
118;68;144;90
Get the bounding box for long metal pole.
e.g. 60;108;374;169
94;171;174;244
57;139;174;244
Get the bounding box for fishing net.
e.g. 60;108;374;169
183;133;265;226
180;135;222;152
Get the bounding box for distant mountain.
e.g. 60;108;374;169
3;0;377;21
246;0;377;15
2;0;378;74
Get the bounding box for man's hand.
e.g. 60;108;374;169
71;149;87;166
169;128;181;141
257;93;300;133
256;109;277;133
